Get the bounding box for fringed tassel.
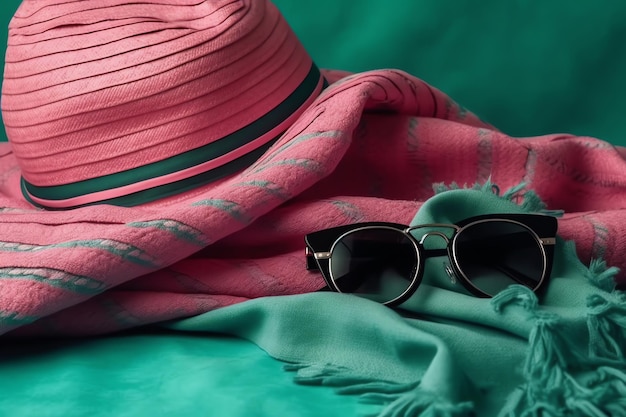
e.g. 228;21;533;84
362;390;474;417
564;367;626;417
523;314;569;390
586;292;626;362
432;179;499;196
432;181;463;195
432;180;562;216
500;315;580;416
590;366;626;417
285;363;475;417
502;303;626;417
285;362;415;394
584;257;626;363
586;259;620;293
491;285;539;313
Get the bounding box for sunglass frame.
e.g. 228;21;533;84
305;213;557;306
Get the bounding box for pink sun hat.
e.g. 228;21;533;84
1;0;326;209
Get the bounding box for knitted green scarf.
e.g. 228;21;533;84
169;184;626;416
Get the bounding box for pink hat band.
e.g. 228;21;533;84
2;0;326;209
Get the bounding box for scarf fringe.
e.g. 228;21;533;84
365;391;474;417
498;260;626;417
432;180;563;217
586;258;620;293
285;261;626;416
585;259;626;362
586;293;626;362
285;363;475;417
283;190;625;416
491;285;539;313
502;316;626;417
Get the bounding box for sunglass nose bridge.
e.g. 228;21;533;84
406;224;458;248
417;231;450;246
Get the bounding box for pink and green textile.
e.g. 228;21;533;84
1;69;626;337
1;1;626;416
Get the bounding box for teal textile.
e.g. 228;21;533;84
0;332;369;417
163;185;626;416
1;184;624;416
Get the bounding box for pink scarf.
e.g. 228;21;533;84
1;69;626;336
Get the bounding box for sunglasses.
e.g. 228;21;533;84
305;213;557;306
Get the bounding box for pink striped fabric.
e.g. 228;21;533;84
1;68;626;336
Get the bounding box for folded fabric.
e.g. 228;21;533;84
167;185;626;417
1;68;626;336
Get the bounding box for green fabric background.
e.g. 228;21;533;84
2;1;626;144
0;331;370;417
0;0;18;143
272;0;626;145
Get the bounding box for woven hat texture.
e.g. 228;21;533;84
2;0;325;209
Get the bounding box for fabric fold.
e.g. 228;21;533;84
165;185;626;417
1;68;626;337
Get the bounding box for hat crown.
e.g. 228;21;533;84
2;0;324;208
11;0;245;32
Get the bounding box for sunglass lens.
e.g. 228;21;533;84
329;228;418;304
454;221;544;296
